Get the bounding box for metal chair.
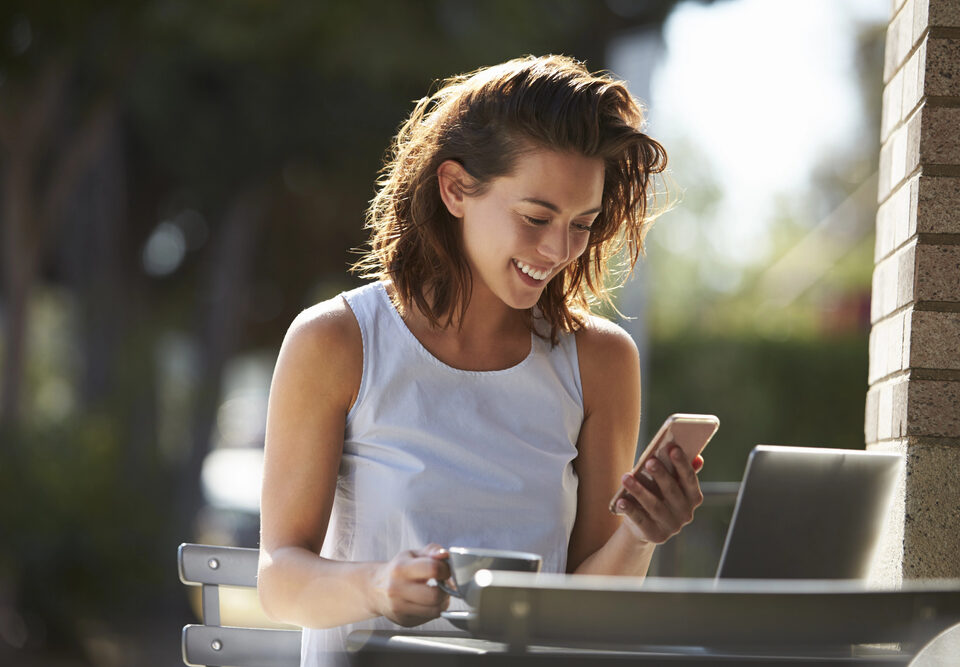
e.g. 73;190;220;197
178;543;301;667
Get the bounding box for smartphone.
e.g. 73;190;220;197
609;413;719;514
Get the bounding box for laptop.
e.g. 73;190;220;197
716;444;903;579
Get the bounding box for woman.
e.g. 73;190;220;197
257;55;705;664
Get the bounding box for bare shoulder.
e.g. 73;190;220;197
574;315;640;413
274;293;363;411
575;314;639;373
285;294;361;351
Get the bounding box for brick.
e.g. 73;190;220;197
907;379;960;437
902;441;960;578
889;310;907;375
917;175;960;234
882;68;904;142
869;322;882;383
897;242;918;308
875;186;897;262
886;121;911;199
871;251;902;322
891;0;907;22
880;111;923;202
869;316;899;383
897;0;917;70
908;176;920;238
879;381;894;440
892;375;910;437
865;386;880;445
915;244;960;302
913;0;930;40
885;9;903;83
929;0;960;29
893;114;910;186
913;0;930;37
872;262;883;323
910;310;960;369
879;135;895;203
924;38;960;97
902;44;923;118
902;306;913;370
906;105;923;174
919;106;960;166
893;176;915;250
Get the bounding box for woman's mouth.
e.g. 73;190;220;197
513;259;550;284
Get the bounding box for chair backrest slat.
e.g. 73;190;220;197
179;543;260;588
182;624;301;667
179;543;301;667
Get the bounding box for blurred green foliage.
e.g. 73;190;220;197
0;415;176;646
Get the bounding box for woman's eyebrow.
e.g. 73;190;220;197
520;197;602;216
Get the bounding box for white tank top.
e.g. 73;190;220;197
300;281;583;665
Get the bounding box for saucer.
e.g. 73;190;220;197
440;609;476;631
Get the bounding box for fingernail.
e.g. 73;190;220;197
621;473;633;484
617;499;627;510
646;459;658;472
671;447;682;459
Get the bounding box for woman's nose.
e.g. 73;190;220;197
538;225;570;264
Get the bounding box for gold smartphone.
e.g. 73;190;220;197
609;413;719;514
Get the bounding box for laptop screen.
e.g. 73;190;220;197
716;445;902;579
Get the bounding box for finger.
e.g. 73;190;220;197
668;446;704;508
421;543;449;559
626;467;663;500
402;580;450;607
615;495;651;528
643;458;687;520
622;472;675;528
400;555;450;582
616;495;668;543
395;600;446;625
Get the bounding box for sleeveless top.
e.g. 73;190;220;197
300;281;584;666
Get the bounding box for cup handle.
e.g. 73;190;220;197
437;578;461;598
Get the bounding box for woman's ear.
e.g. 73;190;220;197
436;160;470;219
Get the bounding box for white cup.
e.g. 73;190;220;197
438;546;542;606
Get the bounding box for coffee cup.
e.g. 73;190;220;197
438;546;542;606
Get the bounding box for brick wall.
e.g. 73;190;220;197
868;0;960;582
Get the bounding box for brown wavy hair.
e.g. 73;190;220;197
352;54;669;341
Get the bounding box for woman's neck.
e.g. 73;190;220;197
386;279;531;371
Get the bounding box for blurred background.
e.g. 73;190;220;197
0;0;887;664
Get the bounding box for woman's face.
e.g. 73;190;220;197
454;148;604;311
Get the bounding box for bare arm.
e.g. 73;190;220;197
257;297;449;628
567;319;703;577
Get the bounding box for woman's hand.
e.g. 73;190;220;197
615;445;705;545
368;544;451;627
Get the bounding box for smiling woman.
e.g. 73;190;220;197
354;55;670;341
256;55;701;667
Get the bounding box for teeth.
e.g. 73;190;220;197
514;260;549;281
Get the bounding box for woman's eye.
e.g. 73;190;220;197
523;215;549;226
572;223;593;232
